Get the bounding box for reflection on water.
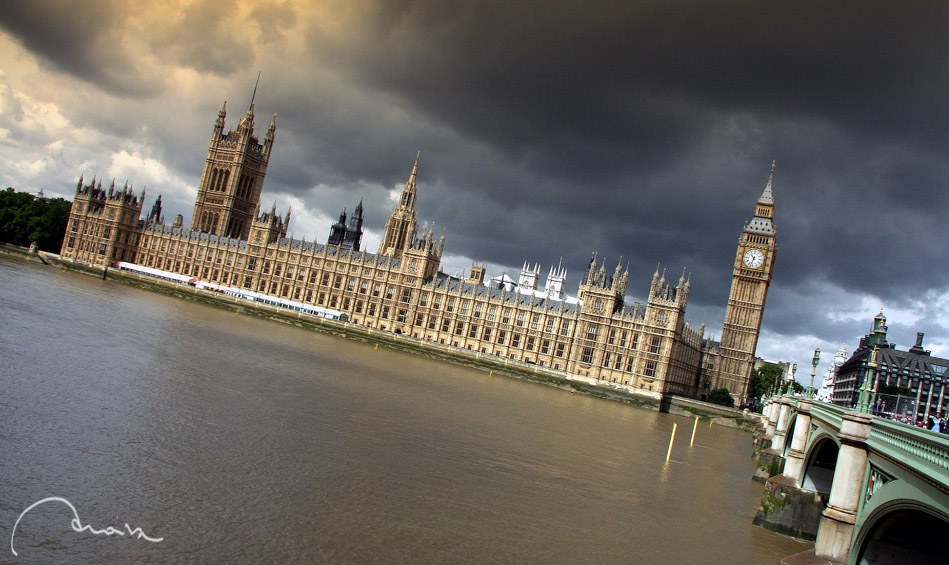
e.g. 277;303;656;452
0;257;809;563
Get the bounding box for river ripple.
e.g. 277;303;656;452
0;256;809;563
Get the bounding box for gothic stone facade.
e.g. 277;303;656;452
61;97;776;401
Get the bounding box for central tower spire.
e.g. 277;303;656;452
248;71;261;113
378;152;421;258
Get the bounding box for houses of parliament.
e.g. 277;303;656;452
59;92;777;404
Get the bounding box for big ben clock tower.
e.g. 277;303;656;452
716;161;777;402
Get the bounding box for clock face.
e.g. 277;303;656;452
743;248;764;268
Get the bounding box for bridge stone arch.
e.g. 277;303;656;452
854;501;949;564
852;457;949;565
805;418;840;452
800;435;838;498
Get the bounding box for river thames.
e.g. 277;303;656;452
0;256;809;563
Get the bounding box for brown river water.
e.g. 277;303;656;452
0;256;809;563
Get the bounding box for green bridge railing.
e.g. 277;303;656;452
806;400;949;492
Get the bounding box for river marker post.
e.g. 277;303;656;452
665;423;677;462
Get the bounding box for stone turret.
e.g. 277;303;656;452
518;262;540;292
578;254;628;315
327;200;364;250
467;263;486;285
249;201;289;245
60;175;146;266
545;260;567;300
147;195;163;226
645;263;689;331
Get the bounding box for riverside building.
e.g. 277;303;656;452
832;310;948;422
817;345;848;401
59;91;777;404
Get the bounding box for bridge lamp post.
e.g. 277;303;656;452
807;347;821;399
857;346;879;414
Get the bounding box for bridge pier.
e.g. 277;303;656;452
812;411;872;563
783;399;811;485
754;399;826;540
771;398;792;452
765;399;779;436
754;396;792;482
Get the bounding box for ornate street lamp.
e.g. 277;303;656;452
807;347;821;399
857;346;879;413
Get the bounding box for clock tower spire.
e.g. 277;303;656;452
715;161;778;402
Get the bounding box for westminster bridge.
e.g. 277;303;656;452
754;395;948;564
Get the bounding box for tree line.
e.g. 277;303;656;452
0;187;72;252
707;364;803;410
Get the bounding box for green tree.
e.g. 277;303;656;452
749;364;786;399
0;187;72;252
708;387;735;407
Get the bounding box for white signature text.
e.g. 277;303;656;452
11;496;163;556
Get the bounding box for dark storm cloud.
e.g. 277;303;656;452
308;1;949;171
288;0;949;331
249;1;297;44
148;1;255;75
0;0;156;96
